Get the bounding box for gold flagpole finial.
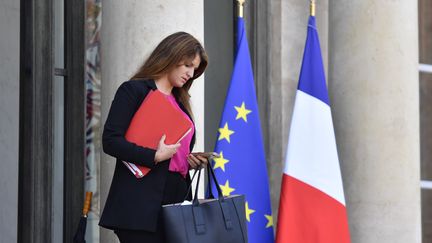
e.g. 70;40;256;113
237;0;246;18
310;0;316;17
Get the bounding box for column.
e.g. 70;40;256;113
329;1;421;242
100;1;204;242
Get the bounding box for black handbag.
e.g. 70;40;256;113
162;165;248;243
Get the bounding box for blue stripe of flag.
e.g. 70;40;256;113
297;16;330;106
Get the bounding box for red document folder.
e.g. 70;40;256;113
123;90;192;178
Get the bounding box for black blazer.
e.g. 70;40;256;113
99;79;195;232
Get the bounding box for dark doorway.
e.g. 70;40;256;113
19;0;85;242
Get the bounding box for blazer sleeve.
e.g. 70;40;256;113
102;81;157;168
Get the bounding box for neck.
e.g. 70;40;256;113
154;76;173;95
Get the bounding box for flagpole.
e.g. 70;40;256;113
237;0;245;18
310;0;316;16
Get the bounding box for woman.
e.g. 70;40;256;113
99;32;209;242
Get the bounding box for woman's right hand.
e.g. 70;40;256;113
154;135;181;163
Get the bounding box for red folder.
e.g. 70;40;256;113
123;90;192;178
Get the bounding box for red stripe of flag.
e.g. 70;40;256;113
276;174;350;243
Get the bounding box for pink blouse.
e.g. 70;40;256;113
165;94;194;177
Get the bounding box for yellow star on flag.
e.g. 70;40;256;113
220;180;235;196
218;122;234;143
245;202;256;222
234;102;252;122
213;151;229;172
264;214;273;228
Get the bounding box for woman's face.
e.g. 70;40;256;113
167;54;201;88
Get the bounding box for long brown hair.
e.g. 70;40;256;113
131;32;208;118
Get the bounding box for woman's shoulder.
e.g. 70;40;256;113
112;79;157;108
121;79;156;90
117;79;156;97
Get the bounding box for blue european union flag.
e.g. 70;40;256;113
210;17;274;243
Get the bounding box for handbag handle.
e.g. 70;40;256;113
191;162;234;232
206;165;215;199
179;164;234;233
182;168;200;202
192;161;224;206
182;160;224;204
205;163;234;229
207;162;224;199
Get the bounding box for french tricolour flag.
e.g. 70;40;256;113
276;16;351;243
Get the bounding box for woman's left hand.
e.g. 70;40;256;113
187;154;208;169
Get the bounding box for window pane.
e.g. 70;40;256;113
420;73;432;181
52;0;64;241
419;0;432;64
422;189;432;243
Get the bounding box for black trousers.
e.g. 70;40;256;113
114;171;188;243
114;228;162;243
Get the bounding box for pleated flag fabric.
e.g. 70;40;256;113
210;17;275;243
275;16;351;243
